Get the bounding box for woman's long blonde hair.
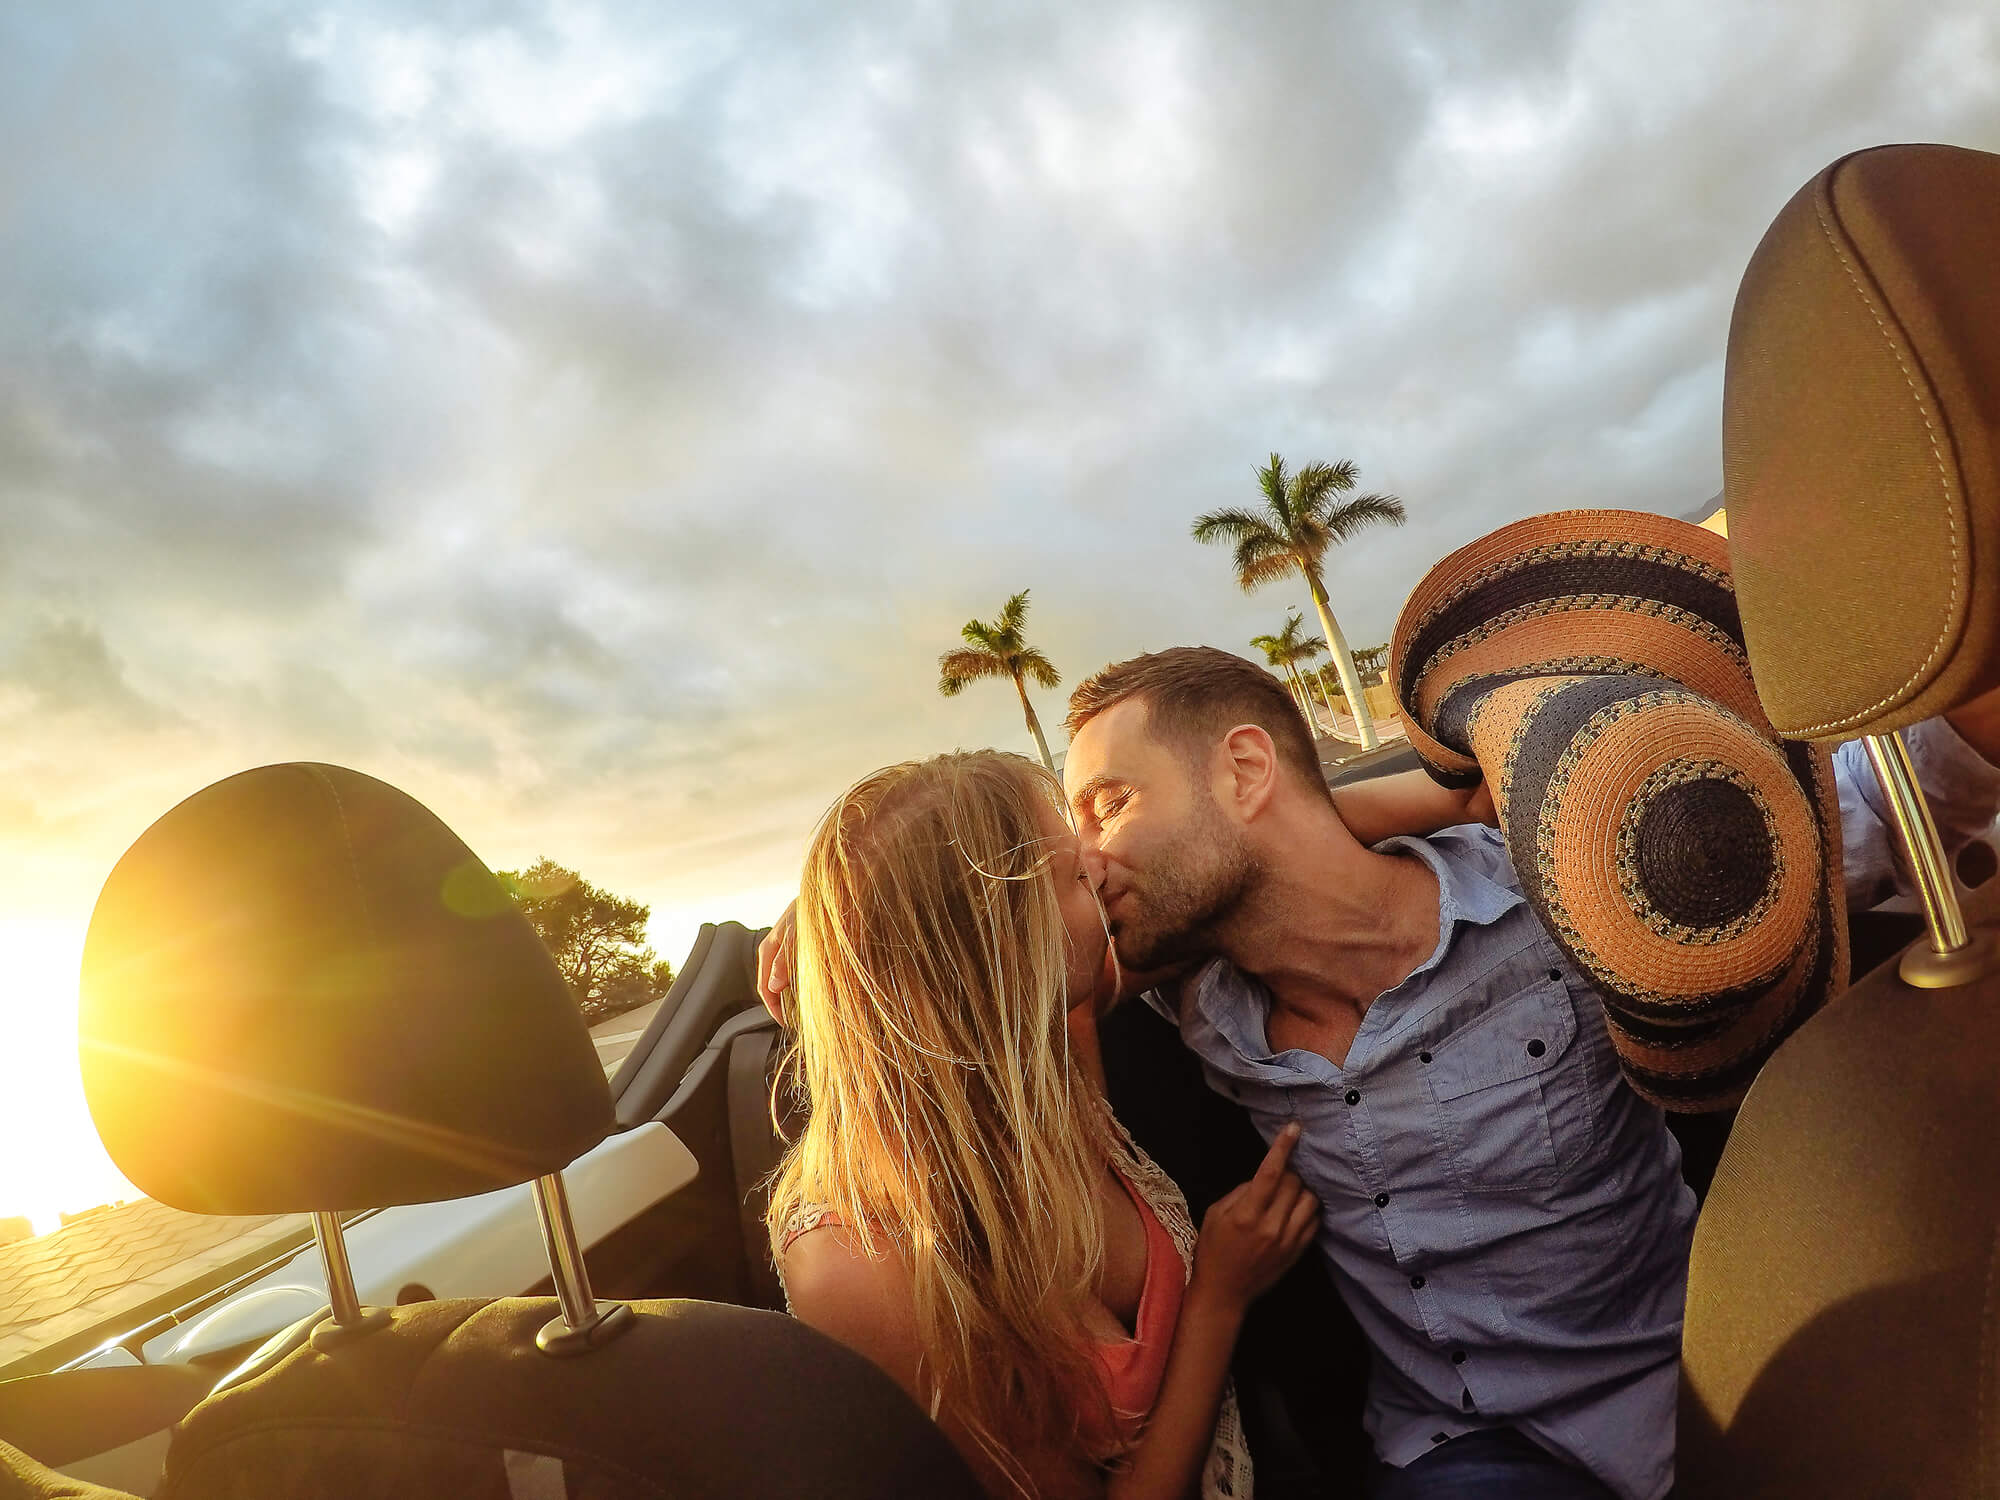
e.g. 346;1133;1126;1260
767;750;1117;1489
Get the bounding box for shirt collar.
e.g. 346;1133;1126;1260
1179;832;1528;1070
1369;833;1524;989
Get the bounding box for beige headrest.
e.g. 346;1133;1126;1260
1723;143;2000;742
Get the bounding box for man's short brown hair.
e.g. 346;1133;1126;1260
1065;646;1331;799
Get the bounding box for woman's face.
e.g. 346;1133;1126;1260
1034;799;1111;1007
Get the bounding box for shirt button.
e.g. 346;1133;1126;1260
1527;1038;1547;1058
1374;1192;1390;1208
1418;1050;1433;1064
1344;1089;1360;1106
1409;1274;1426;1289
1451;1349;1467;1365
1547;968;1562;982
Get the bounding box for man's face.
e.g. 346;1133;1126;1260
1064;697;1257;970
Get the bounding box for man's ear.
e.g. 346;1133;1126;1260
1214;724;1281;821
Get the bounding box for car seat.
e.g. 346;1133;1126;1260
1677;142;2000;1497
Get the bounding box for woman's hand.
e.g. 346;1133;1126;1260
756;900;798;1022
1190;1122;1320;1312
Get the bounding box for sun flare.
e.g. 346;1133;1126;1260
0;917;139;1236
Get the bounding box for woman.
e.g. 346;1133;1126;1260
766;749;1319;1499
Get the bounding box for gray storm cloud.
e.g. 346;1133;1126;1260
1;0;1997;956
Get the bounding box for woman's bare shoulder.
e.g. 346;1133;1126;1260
784;1225;1103;1500
783;1224;921;1359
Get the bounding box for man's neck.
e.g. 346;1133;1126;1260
1215;808;1442;1021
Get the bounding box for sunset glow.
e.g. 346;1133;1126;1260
0;918;138;1234
1;1;1995;1249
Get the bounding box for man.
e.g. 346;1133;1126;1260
1060;644;2000;1500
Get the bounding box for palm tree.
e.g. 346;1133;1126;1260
1194;453;1406;750
938;590;1062;772
1249;610;1334;733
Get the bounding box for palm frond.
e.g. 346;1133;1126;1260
1323;492;1406;543
1255;453;1291;523
938;647;1013;696
1191;507;1280;547
1292;459;1359;507
1237;545;1301;589
1247;632;1286;665
996;590;1031;642
1017;647;1061;691
1272;611;1323;662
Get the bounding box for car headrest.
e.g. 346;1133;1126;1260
1723;142;2000;742
79;763;613;1214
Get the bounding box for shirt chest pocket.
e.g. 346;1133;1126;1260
1425;977;1594;1193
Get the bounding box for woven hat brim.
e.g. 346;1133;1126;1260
1389;511;1848;1111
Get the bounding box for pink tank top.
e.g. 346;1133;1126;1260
1083;1165;1186;1450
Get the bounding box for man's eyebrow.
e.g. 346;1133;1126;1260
1069;773;1124;811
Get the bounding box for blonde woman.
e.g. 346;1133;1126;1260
764;750;1319;1500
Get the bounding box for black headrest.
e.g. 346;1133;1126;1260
79;764;613;1214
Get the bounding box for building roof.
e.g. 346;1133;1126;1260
0;1198;305;1376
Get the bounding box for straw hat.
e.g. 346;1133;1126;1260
1388;509;1847;1112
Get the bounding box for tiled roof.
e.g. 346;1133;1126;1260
0;1199;305;1376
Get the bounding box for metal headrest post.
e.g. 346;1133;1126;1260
308;1211;390;1349
1861;731;2000;988
529;1170;633;1356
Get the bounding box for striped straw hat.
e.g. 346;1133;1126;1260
1388;509;1847;1112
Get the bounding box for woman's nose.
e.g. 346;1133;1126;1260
1079;844;1108;891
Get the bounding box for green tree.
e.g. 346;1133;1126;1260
1193;454;1406;750
1249;610;1334;732
938;589;1062;772
1350;642;1391;686
1306;642;1393;708
498;859;676;1024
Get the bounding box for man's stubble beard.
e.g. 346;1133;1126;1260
1112;799;1261;972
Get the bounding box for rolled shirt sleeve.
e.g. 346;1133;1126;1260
1833;716;2000;911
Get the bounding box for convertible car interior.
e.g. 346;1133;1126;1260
1;139;1997;1499
0;764;981;1499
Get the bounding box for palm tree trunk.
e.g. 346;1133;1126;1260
1282;668;1309;729
1284;663;1329;735
1012;669;1057;772
1304;568;1379;751
1307;663;1341;721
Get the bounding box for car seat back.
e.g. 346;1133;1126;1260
156;1297;981;1500
1680;141;2000;1496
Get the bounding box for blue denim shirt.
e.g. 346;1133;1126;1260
1168;717;2000;1500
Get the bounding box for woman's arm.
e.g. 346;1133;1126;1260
784;1128;1318;1500
1331;768;1495;845
1103;1125;1320;1500
783;1226;1099;1499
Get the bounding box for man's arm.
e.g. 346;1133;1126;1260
1835;701;2000;911
1330;769;1496;844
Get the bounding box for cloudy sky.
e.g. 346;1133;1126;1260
2;1;1997;1219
